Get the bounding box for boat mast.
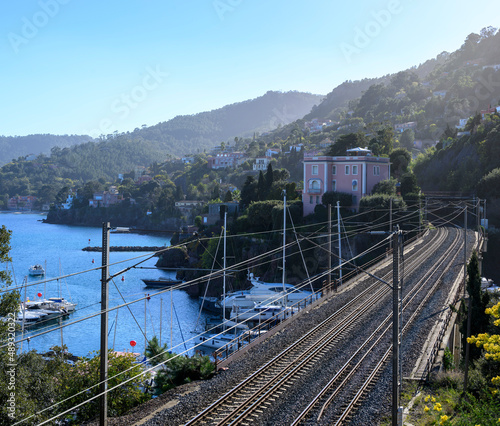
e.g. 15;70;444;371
21;277;27;352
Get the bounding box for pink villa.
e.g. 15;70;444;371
302;147;390;216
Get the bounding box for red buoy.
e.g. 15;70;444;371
130;340;136;347
121;276;125;281
37;292;42;298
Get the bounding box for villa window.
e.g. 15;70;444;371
312;165;318;175
332;180;336;191
352;179;358;191
374;166;380;176
345;165;350;175
332;165;337;175
352;165;358;175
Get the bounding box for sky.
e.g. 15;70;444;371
1;0;499;138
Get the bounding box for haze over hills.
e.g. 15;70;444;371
0;134;93;167
0;91;323;167
118;90;324;156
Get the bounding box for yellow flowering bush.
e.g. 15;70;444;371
439;414;449;424
434;402;443;411
468;301;500;387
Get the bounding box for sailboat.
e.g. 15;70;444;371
195;211;248;352
228;191;314;323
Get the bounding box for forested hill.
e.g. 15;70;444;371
0;134;92;166
122;91;323;155
305;27;500;124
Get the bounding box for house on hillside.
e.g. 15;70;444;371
89;189;124;208
253;157;272;171
482;64;500;71
481;106;500;118
265;148;281;157
433;90;447;98
207;152;246;169
175;200;205;220
201;201;240;225
302;148;390;215
394;122;417;133
8;195;38;211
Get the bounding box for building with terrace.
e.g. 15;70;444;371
302;148;390;216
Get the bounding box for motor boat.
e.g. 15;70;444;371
141;277;182;288
218;272;318;313
28;264;45;276
41;297;76;312
229;303;296;323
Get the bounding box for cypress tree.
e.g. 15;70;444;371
460;251;490;361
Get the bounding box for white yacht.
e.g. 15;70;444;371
28;264;45;276
218;272;318;312
42;297;76;312
229;303;295;323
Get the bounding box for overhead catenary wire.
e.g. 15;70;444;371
7;200;476;424
12;206;462;425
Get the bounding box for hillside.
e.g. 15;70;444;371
121;90;323;156
0;134;92;166
302;27;500;138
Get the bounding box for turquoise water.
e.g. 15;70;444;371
0;213;209;357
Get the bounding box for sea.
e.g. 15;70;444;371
0;212;211;358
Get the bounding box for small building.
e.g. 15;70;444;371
207;152;246;169
302;148;390;215
253;157;272;171
61;193;74;209
175;200;205;219
394;122;417;133
433;90;447;98
202;202;240;225
89;191;123;208
482;64;500;71
7;195;38;211
456;118;469;129
265;148;281;157
481;106;499;118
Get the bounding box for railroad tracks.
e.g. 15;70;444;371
183;227;464;425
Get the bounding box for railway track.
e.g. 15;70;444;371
182;227;462;425
293;228;463;424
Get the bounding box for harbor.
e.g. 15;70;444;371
1;212;211;358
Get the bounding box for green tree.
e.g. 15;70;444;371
399;129;415;150
390;148;412;179
321;191;353;207
400;172;420;197
460;251;491;361
326;132;367;156
61;350;150;423
257;171;266;201
145;336;170;366
240;176;258;207
372;178;398;196
265;163;274;192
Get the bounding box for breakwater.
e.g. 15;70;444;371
82;246;167;253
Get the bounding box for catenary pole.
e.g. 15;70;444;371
327;204;332;292
100;222;110;426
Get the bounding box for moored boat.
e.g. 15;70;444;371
142;277;182;288
28;264;45;276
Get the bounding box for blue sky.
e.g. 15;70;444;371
1;0;499;137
